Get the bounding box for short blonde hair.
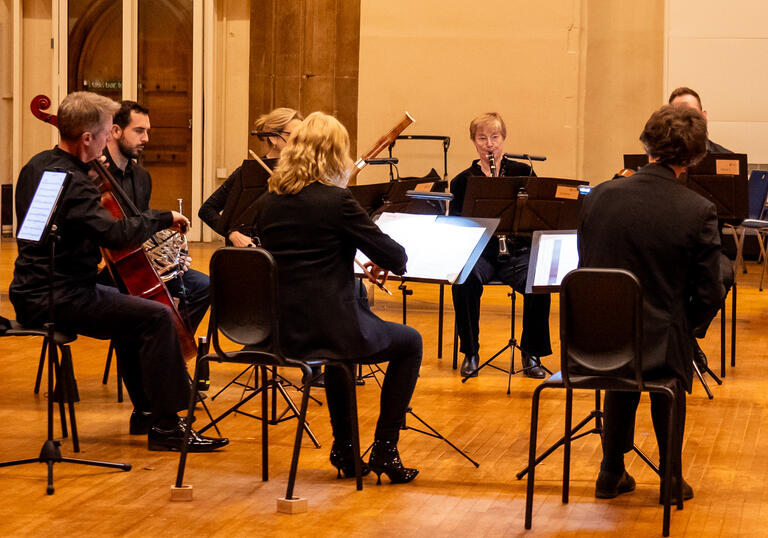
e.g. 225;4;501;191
469;112;507;140
254;107;304;146
58;91;119;141
269;112;353;195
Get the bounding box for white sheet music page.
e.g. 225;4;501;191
356;213;485;283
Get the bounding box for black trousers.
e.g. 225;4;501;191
323;321;422;443
601;387;686;478
164;268;210;333
19;284;190;419
452;250;552;357
99;267;210;333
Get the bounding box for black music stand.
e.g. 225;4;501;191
356;212;499;467
387;135;451;180
456;176;551;386
0;170;131;494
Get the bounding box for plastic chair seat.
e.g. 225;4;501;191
7;320;76;345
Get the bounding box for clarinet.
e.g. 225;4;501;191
488;153;509;260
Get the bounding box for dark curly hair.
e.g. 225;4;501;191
113;100;150;129
639;105;707;168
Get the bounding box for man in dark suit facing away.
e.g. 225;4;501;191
578;105;723;502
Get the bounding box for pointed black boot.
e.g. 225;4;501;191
368;440;419;485
329;440;370;479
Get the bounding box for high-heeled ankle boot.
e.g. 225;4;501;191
329;441;370;479
368;439;419;485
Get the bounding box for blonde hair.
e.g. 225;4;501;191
254;107;303;146
57;91;119;142
269;112;353;195
469;112;507;140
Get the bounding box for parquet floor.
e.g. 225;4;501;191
0;240;767;536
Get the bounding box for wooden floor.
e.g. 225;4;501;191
1;240;767;537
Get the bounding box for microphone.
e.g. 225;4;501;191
504;153;547;162
364;158;399;165
250;131;284;140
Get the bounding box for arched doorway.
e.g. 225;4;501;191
68;0;193;216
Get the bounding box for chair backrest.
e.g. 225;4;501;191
747;170;768;220
208;246;281;355
559;268;644;388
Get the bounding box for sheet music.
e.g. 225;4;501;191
357;213;487;283
532;232;579;288
17;171;68;242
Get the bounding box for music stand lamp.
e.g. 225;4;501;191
0;170;131;494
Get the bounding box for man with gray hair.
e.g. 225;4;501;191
10;91;227;452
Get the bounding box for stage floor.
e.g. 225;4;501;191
0;239;766;537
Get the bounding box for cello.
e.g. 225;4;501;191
30;94;197;360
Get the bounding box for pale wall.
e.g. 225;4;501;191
581;0;665;183
666;0;768;162
357;0;585;184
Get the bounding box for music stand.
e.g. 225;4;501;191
355;212;499;467
0;170;131;494
625;153;748;221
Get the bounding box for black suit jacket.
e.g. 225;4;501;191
577;163;723;389
253;182;407;360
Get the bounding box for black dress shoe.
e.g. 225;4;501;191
659;477;694;504
148;419;229;452
129;410;153;435
460;354;479;377
329;440;371;479
521;351;546;379
595;470;636;499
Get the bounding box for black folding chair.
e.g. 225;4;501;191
524;268;684;537
11;321;81;451
174;247;363;504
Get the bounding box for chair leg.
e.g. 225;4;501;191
102;341;114;384
175;340;209;489
452;320;459;370
731;282;737;369
525;384;545;530
60;346;80;453
720;301;726;378
34;339;48;394
285;367;313;501
342;363;363;491
50;350;69;440
261;365;269;482
563;388;572;504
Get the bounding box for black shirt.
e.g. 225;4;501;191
199;158;277;238
9;147;172;316
103;148;152;211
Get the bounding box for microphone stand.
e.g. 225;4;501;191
0;225;131;494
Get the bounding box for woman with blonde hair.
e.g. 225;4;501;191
198;107;303;246
253;112;422;484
